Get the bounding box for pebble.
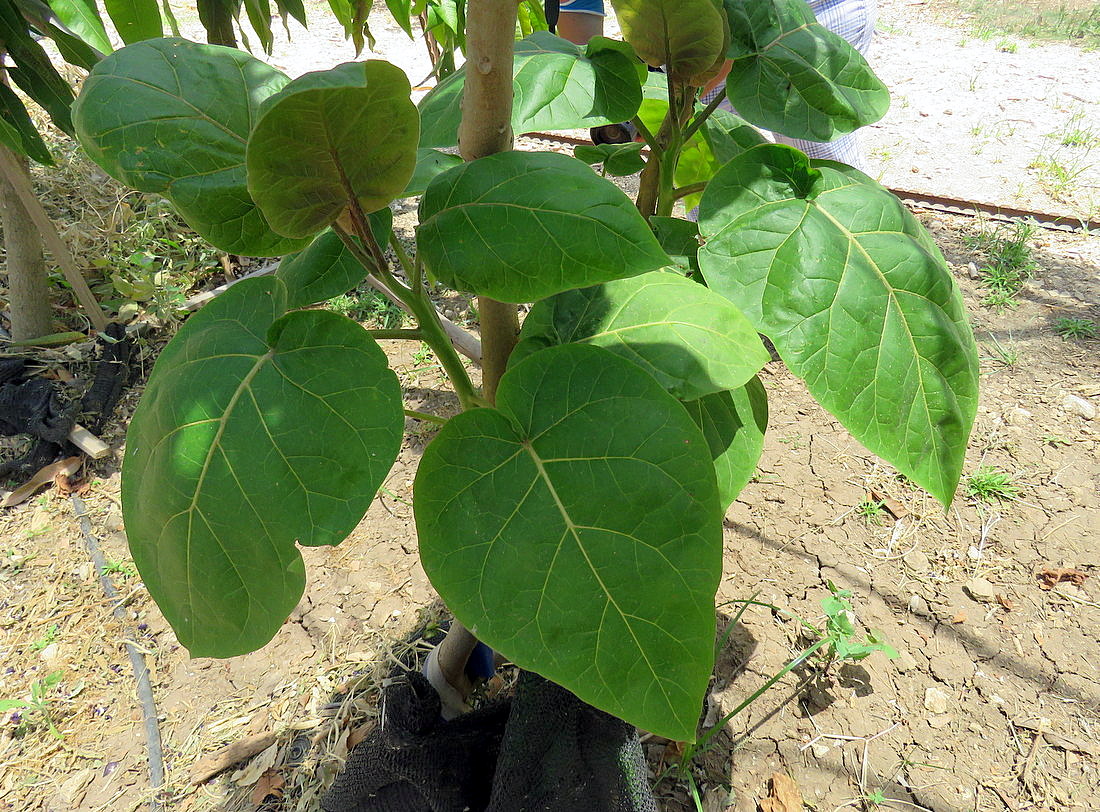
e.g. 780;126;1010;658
907;594;930;616
1003;407;1033;426
903;550;931;573
1063;395;1096;420
894;650;918;672
963;577;997;603
924;686;950;714
39;642;59;662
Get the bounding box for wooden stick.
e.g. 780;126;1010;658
0;146;109;333
68;423;111;459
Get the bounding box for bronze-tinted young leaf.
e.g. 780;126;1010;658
246;60;418;238
512;271;769;400
698;145;977;506
416;344;721;741
722;0;889;141
122;277;404;657
73;38;307;256
417;151;668;302
418;31;642;148
609;0;726;83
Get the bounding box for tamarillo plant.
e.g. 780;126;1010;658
73;0;977;742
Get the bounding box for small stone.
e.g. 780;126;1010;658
811;743;830;759
1063;395;1096;420
907;595;930;616
894;650;918;672
967;545;982;561
964;577;997;603
903;550;931;573
924;686;950;715
39;642;59;662
966;261;981;280
1004;407;1032;426
104;510;125;533
928;713;953;729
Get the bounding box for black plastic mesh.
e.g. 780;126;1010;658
322;670;658;812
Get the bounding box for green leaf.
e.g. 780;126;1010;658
196;0;236;45
73;38;307;257
416;344;721;741
649;216;699;275
698;145;978;506
573;142;646;177
275;211;391;308
246;60;419;239
384;0;412;35
0;0;76;135
122;276;404;657
512;271;768;400
682;377;767;509
243;0;274;53
610;0;727;83
103;0;162;42
722;0;889;141
418;31;643;148
0;83;54;165
417;151;669;302
47;0;112;54
402;148;463;197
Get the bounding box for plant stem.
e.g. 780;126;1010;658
460;0;520;406
631;115;658;150
369;328;422;340
672;182;708;201
695;636;830;752
637;152;661;217
681;89;726;144
404;408;448;425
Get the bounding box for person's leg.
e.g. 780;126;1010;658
556;0;604;45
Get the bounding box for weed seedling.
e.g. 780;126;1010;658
856;499;886;525
101;559;137;578
983;333;1018;366
0;671;65;739
966;466;1018;501
29;623;59;651
1053;317;1096;340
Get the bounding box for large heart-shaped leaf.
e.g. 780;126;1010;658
610;0;727;84
512;271;769;401
418;31;643;148
73;38;307;256
122;276;404;657
417;151;669;302
247;60;419;238
275;209;390;309
416;344;721;741
722;0;889;141
698;145;978;506
683;377;768;510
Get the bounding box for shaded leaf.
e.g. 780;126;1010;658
722;0;889;141
417;151;668;302
402;148;463;197
418;31;642;148
682;377;767;509
247;60;418;239
610;0;727;83
0;0;76;134
649;216;699;275
122;276;404;657
103;0;162;42
512;271;768;400
73;38;307;256
573;142;646;177
416;344;721;741
275;211;391;309
0;83;53;165
698;145;977;506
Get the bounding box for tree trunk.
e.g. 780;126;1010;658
433;0;520;692
0;143;52;341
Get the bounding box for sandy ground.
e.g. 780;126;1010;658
1;2;1098;811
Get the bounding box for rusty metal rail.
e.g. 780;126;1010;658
519;131;1100;234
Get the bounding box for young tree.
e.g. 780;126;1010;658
73;0;977;749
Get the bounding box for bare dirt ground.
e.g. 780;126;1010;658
1;2;1098;811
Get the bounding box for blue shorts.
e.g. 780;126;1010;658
559;0;604;14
